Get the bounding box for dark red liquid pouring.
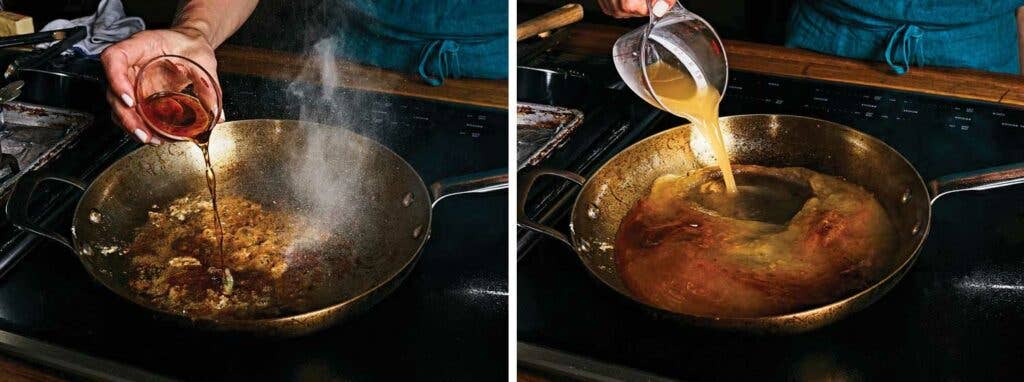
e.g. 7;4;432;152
141;91;224;267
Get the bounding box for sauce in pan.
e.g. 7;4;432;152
615;165;897;317
625;62;895;316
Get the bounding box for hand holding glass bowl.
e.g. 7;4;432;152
133;54;222;143
100;28;223;144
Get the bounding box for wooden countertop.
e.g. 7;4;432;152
215;45;509;110
558;23;1024;107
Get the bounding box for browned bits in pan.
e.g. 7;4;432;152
127;195;353;319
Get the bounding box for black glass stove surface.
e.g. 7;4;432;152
0;73;508;381
519;71;1024;381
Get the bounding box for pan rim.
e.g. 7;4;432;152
568;113;933;327
69;119;434;328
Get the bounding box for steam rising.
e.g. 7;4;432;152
282;37;371;257
249;4;402;283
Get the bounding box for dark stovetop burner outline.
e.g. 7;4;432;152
0;72;509;381
518;67;1024;381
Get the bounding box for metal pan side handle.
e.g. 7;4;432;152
429;168;508;207
5;170;87;250
516;168;585;248
928;162;1024;204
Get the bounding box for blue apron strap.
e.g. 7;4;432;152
417;39;462;86
884;24;924;75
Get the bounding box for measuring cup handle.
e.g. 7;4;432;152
5;170;87;251
927;162;1024;204
517;168;586;248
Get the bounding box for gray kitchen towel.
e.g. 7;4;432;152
37;0;145;56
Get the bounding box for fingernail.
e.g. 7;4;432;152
652;0;670;17
150;136;162;145
133;128;149;143
218;107;226;122
121;93;135;107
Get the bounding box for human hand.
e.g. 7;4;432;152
597;0;677;18
101;27;221;144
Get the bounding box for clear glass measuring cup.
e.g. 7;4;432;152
612;1;728;119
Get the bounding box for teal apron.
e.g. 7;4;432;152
786;0;1024;74
332;0;507;86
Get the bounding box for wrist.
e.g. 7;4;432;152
173;20;215;47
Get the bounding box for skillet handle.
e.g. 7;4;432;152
928;162;1024;204
430;168;508;207
516;168;586;248
5;170;87;251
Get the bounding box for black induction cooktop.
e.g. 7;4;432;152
518;68;1024;380
0;72;508;381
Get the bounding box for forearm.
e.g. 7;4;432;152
173;0;259;48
